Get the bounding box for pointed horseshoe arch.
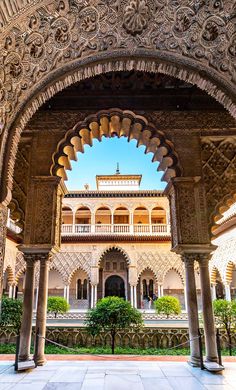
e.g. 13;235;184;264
97;246;131;268
51;109;182;184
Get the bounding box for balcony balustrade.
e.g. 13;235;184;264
61;223;170;236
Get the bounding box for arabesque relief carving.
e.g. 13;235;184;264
1;0;235;126
202;137;236;228
0;0;236;204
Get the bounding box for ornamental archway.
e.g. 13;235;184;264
51;108;182;184
0;1;236;205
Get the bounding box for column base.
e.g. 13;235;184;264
19;354;30;362
34;355;47;366
187;356;201;367
205;356;218;363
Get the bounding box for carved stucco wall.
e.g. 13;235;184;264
6;236;236;289
202;137;236;226
8;241;186;286
0;0;236;203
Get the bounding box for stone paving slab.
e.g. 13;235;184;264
0;361;235;390
1;354;236;362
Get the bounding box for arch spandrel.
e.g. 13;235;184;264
0;0;236;203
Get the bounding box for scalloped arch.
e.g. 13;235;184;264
68;267;90;285
210;266;223;284
162;267;185;286
3;265;14;284
225;261;236;284
51;108;182;184
137;267;158;283
97;245;131;267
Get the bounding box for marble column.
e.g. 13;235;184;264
19;256;36;361
134;285;137;308
13;285;16;299
64;285;67;300
34;255;50;366
8;285;13;298
182;254;201;366
198;255;218;362
91;285;94;308
211;283;216;301
66;286;69;303
160;285;164;297
224;283;231;301
130;285;134;307
94;284;98;307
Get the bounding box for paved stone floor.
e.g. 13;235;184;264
0;361;236;390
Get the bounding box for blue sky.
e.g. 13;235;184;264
66;137;166;191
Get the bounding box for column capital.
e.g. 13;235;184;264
181;253;196;265
18;245;55;261
165;176;202;195
197;253;212;266
174;244;216;255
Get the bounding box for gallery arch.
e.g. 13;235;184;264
98;248;129;303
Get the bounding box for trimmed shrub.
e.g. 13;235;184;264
0;298;23;332
47;296;70;318
154;296;181;318
86;296;143;354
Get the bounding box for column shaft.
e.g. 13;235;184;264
224;283;231;301
94;285;97;307
91;285;94;308
67;285;70;303
64;285;67;300
8;285;13;298
199;256;218;362
13;285;16;299
183;255;201;366
19;257;36;361
130;286;134;307
34;256;50;366
134;285;137;308
211;284;216;301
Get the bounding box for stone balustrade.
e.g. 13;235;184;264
61;223;170;236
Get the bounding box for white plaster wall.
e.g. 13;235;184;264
48;270;64;289
163;269;183;289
